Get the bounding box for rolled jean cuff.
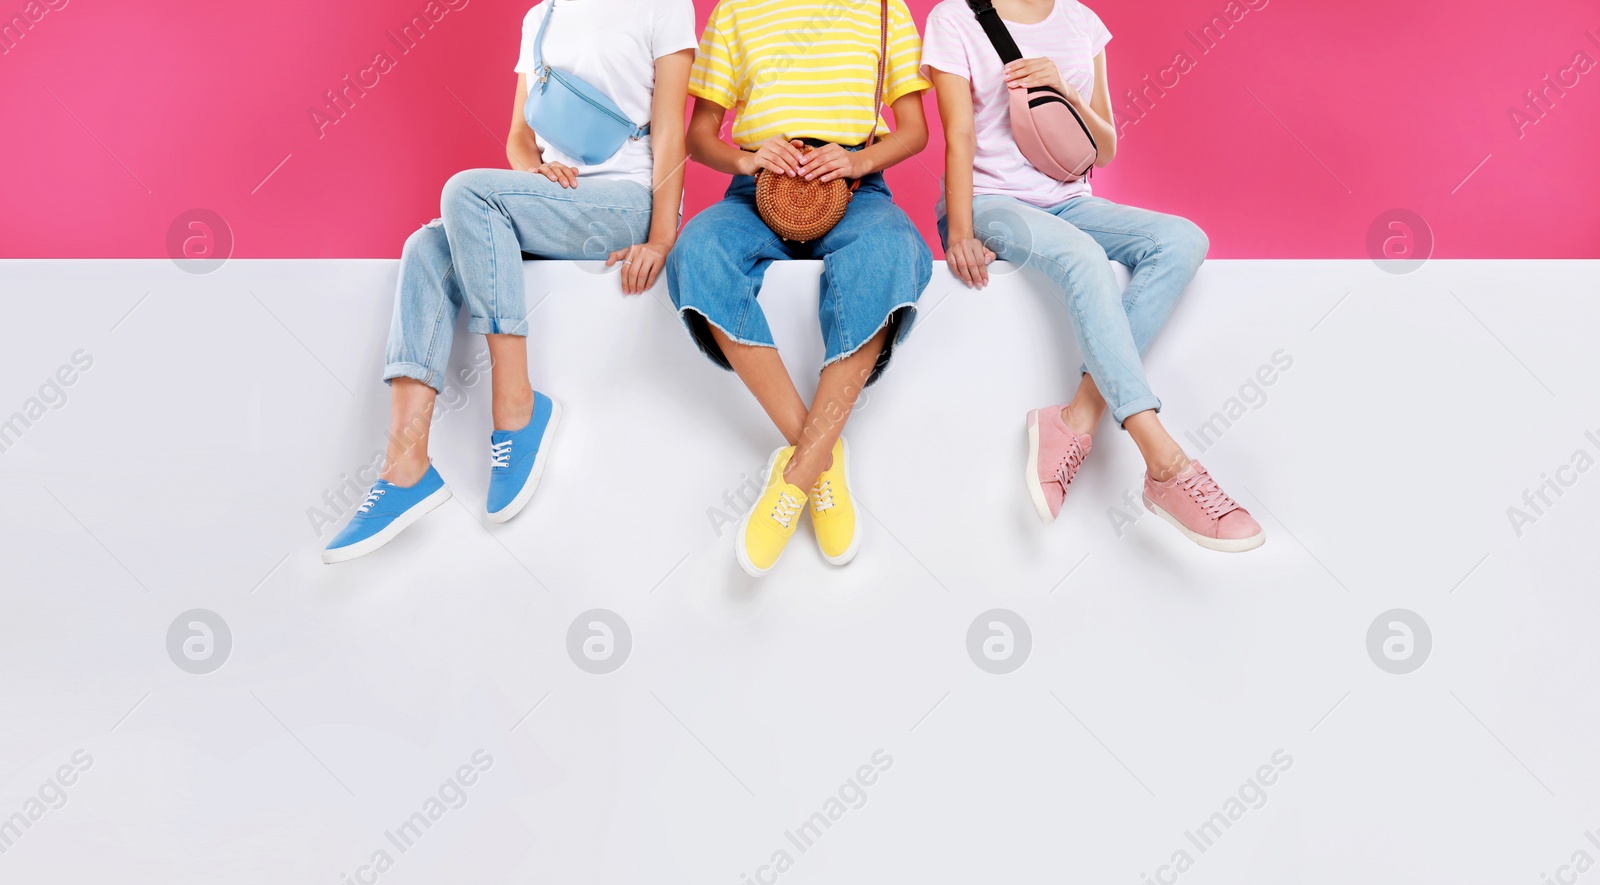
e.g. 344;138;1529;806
383;361;444;394
467;315;529;336
1112;394;1163;427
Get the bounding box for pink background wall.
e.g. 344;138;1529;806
2;0;1597;259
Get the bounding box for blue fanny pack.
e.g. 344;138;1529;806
522;2;650;166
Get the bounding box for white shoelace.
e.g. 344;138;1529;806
771;491;804;529
811;478;835;514
357;487;386;514
490;439;513;469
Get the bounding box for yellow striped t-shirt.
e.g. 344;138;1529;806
689;0;933;148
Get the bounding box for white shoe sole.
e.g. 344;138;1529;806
1025;413;1056;524
321;484;453;564
487;398;563;525
736;447;787;578
817;437;861;566
1142;494;1266;553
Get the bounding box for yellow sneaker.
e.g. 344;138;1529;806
737;446;807;577
808;437;861;566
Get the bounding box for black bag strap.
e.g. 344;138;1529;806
965;0;1025;65
963;0;1097;178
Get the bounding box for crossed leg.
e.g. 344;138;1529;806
708;325;887;493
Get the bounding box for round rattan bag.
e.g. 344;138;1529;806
754;151;856;243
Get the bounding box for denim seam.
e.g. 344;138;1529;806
480;175;649;199
736;273;761;339
481;189;653;217
822;256;848;365
418;263;455;382
1061;221;1165;315
481;194;500;332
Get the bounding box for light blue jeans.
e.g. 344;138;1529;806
939;195;1209;425
384;168;653;391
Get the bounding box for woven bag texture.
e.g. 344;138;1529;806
754;147;854;243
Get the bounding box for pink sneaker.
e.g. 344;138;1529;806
1142;461;1265;552
1026;406;1092;522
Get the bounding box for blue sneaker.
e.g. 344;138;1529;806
486;391;562;523
322;465;452;564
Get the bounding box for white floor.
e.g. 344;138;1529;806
2;258;1598;884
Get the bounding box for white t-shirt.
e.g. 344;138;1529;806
514;0;698;187
921;0;1112;208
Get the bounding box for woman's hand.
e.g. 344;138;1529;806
800;143;869;183
945;235;996;289
535;162;580;188
605;240;671;295
1003;58;1081;104
739;137;806;177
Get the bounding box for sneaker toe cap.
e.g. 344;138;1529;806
813;515;857;559
486;478;517;514
1217;509;1264;540
1043;483;1065;518
326;518;378;550
743;527;788;571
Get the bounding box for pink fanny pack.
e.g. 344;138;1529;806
966;0;1098;182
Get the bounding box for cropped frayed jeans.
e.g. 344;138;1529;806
666;172;933;387
384;168;652;392
939;195;1209;425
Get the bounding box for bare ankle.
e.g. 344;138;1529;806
493;386;535;431
782;460;820;493
381;456;429;488
1060;402;1100;436
1147;451;1191;483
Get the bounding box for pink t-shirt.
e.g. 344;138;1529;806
921;0;1112;208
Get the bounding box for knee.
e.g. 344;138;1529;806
893;218;931;256
401;220;448;263
1047;235;1113;279
672;215;740;272
908;228;933;280
664;238;689;290
868;223;934;292
666;220;701;275
441;169;491;218
665;220;720;298
1161;216;1210;267
879;218;930;263
848;210;931;267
